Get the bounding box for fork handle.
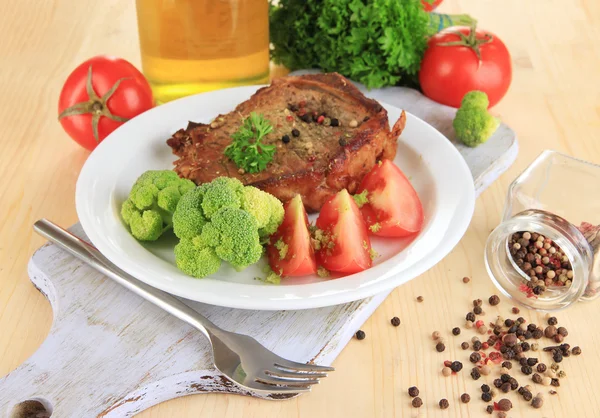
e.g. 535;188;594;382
33;219;219;341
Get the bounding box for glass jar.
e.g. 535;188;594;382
485;150;600;311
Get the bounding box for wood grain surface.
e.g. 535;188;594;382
0;1;599;417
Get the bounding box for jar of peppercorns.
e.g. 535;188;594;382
485;150;600;311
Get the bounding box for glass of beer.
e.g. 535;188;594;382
135;0;270;104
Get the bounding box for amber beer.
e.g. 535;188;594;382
136;0;270;103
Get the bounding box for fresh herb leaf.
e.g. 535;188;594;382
224;113;275;174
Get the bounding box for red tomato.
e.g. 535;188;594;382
267;195;317;277
315;189;372;274
421;0;443;11
58;55;154;151
419;25;512;108
357;160;424;237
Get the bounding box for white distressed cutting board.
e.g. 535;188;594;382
0;85;517;418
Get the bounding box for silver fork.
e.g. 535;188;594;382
33;219;333;394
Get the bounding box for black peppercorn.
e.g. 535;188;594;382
470;352;482;363
451;361;463;372
474;306;483;315
572;346;582;355
551;378;560;387
519;358;528;367
436;342;445;352
391;317;401;327
466;312;476;322
488;295;500;305
330;118;339;127
471;367;481;380
493;378;503;388
505;319;514;327
301;113;311;123
408;386;419;397
452;327;461;336
504;349;516;360
501;374;511;383
527;357;538;366
524;331;533;339
460;342;469;350
486;405;494;414
553;351;563;363
532;373;543;384
291;128;300;137
288;103;299;112
500;382;511;393
481;392;492;402
537;363;547;373
501;361;512;370
557;326;568;337
481;384;490;393
548;316;558;326
527;323;537;332
521;342;531;352
509;377;519;390
473;340;482;351
523;390;533;401
518;386;526;395
412;397;423;408
521;365;533;375
460;393;470;403
531;329;543;339
338;138;347;146
508;325;518;334
355;330;366;340
281;134;291;143
439;399;449;409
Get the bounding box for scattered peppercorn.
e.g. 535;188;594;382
463;276;470;283
473;340;482;351
432;331;441;340
523;390;533;401
493;379;502;388
497;398;512;411
551;378;560;387
502;361;512;370
471;367;481;380
527;357;538;366
355;330;366;340
451;361;463;372
436;342;446;352
572;346;582;355
466;312;476;322
417;296;424;302
486;405;494;414
460;393;470;403
533;329;544;339
488;295;500;306
521;342;531;351
557;370;566;379
497;413;507;418
509;377;519;390
554;334;565;343
474;306;483;315
452;327;461;336
338;138;347;146
442;367;452;377
557;326;568;337
532;373;542;384
481;384;491;393
301;113;311;123
550;390;557;395
519;357;528;367
542;376;552;386
481;392;492;402
537;363;547;373
512;307;520;314
391;317;401;327
281;134;291;144
547;317;558;326
470;352;482;363
553;351;563;363
408;386;419;397
480;365;491;376
411;397;423;408
461;342;470;350
532;394;544;409
439;398;449;409
330;118;339;127
500;382;511;393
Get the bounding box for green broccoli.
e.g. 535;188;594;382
174;236;221;278
121;170;195;241
241;186;284;238
171;177;285;278
200;207;263;270
453;91;500;148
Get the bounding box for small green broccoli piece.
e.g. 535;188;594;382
369;223;382;233
352;190;369;208
241;186;284;238
200;207;263;270
201;177;245;219
121;170;195;241
172;185;209;239
453;91;500;148
174;236;221;278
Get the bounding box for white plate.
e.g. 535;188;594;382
76;85;474;310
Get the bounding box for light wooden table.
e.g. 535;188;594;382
1;1;599;417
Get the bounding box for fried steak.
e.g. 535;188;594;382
167;73;406;212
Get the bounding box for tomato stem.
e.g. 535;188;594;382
58;65;131;142
436;21;493;62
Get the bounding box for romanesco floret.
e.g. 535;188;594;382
200;207;263;270
453;91;500;148
241;186;284;238
174;236;221;278
121;170;195;241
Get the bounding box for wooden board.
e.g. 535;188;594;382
0;85;517;418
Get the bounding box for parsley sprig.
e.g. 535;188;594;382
225;112;275;174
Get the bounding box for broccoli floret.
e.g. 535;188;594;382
200;207;263;270
241;186;284;238
172;185;209;239
121;170;195;241
201;177;245;219
174;236;221;278
453;91;500;148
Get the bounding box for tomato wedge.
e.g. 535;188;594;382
315;189;372;274
267;195;317;277
357;160;424;237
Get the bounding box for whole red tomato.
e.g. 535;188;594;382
421;0;443;12
419;25;512;108
58;56;154;151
